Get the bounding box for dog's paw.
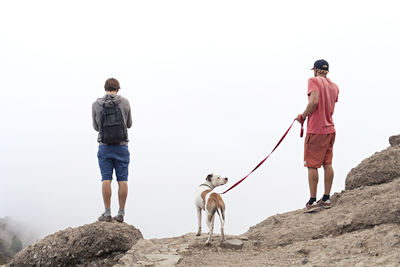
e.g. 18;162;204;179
205;241;211;246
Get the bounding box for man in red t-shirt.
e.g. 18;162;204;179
296;59;339;213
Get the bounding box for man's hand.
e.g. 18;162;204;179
296;114;305;124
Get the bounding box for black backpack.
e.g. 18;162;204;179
98;100;128;144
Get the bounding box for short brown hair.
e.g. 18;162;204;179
316;69;329;77
104;78;120;91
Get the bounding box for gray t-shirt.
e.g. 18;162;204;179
92;94;132;145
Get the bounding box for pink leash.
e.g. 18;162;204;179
222;119;304;194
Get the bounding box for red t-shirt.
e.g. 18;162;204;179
307;77;339;134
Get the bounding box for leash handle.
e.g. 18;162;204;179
299;116;305;138
222;119;299;194
300;122;304;138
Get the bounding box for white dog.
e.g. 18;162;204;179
195;173;228;245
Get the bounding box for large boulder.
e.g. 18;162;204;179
389;134;400;147
345;145;400;190
7;221;143;267
244;178;400;249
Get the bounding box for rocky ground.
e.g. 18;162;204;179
5;135;400;266
113;135;400;266
113;180;400;266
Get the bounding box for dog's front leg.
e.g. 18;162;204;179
196;207;202;236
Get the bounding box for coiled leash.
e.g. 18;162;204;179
222;119;304;194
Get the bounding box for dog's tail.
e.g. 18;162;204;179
207;200;218;223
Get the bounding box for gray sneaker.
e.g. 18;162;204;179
113;214;124;223
98;213;112;222
317;199;331;209
303;201;321;213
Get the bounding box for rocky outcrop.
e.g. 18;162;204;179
177;224;400;266
345;145;400;190
389;134;400;147
7;221;142;267
113;178;400;266
245;178;400;249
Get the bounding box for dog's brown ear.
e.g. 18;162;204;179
206;174;213;181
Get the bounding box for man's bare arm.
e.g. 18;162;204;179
296;90;319;122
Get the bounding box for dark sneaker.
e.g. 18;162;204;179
317;199;331;209
98;213;112;222
113;214;124;223
303;201;321;213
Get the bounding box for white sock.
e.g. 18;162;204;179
118;209;125;216
104;208;111;217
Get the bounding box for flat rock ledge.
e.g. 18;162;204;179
222;239;244;250
114;234;246;267
114;239;184;267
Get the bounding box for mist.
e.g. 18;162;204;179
1;217;38;247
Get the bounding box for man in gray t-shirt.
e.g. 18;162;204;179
92;78;132;222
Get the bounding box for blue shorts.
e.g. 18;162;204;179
97;145;130;182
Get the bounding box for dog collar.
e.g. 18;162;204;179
199;183;213;190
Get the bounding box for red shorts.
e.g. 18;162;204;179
304;133;336;168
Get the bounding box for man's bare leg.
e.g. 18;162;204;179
118;181;128;210
102;180;112;209
98;180;113;221
308;167;319;198
323;164;334;196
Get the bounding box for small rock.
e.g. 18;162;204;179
389;134;400;147
144;254;182;266
301;258;308;265
387;234;400;247
297;248;310;255
239;236;249;241
353;240;364;248
337;218;353;229
136;260;155;267
169;248;178;254
223;239;244;249
253;240;262;246
272;216;280;225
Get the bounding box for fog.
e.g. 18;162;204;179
1;0;399;240
0;217;38;248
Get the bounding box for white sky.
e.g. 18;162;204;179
1;0;399;240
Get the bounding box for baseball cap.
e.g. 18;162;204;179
311;59;329;71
